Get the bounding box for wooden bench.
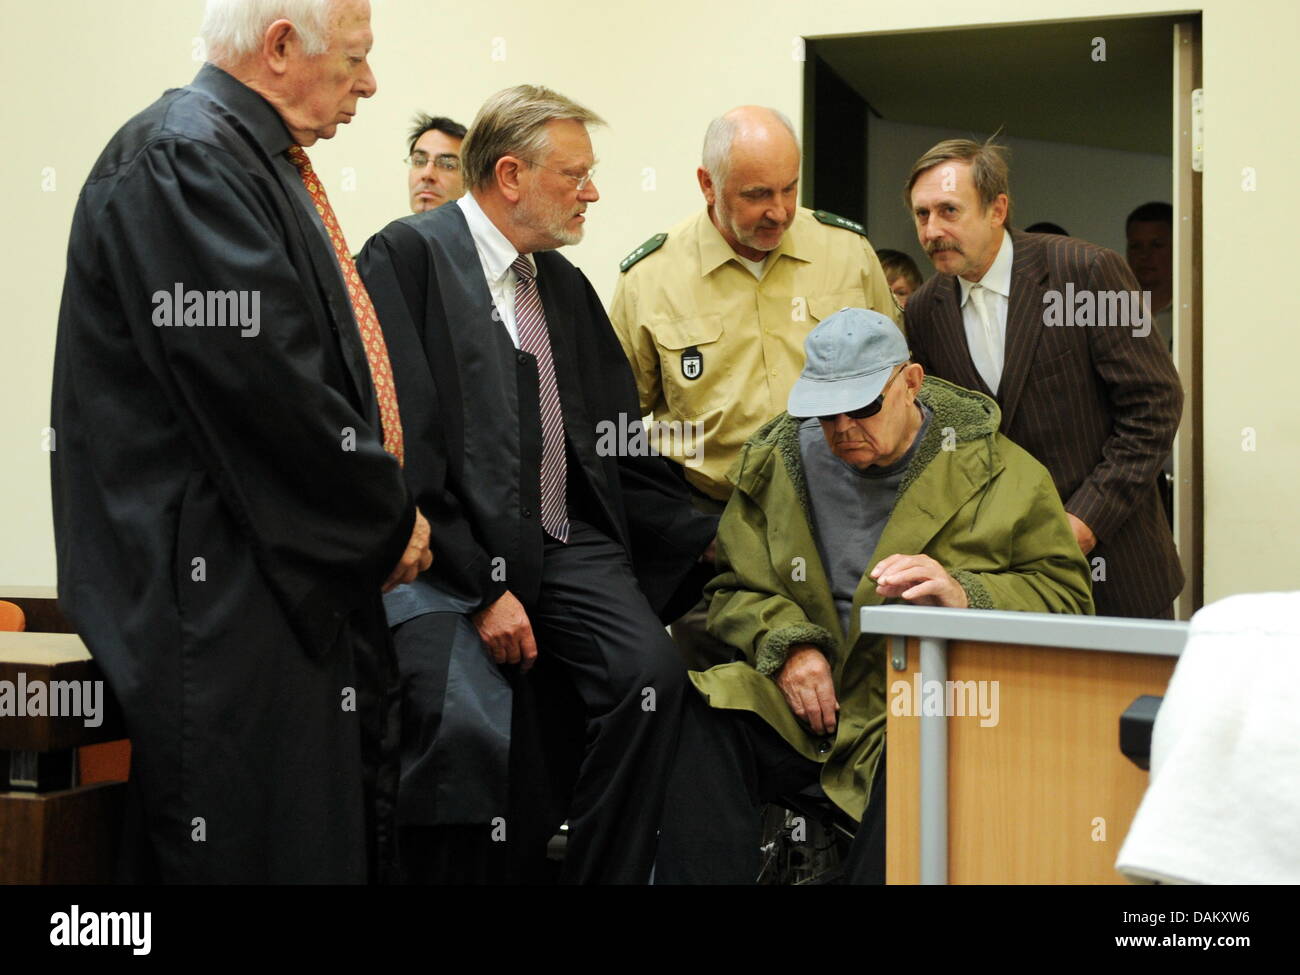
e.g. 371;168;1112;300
1;587;130;883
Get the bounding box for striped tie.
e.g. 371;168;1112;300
512;256;570;543
285;144;404;465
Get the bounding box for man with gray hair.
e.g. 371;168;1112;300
609;105;899;669
50;0;432;882
357;85;715;883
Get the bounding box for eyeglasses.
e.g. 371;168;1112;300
521;158;598;191
817;364;908;423
406;151;461;172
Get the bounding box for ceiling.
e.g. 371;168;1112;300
811;16;1184;155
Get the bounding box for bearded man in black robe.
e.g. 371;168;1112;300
49;0;430;882
356;85;717;884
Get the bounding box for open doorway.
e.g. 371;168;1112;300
802;15;1202;617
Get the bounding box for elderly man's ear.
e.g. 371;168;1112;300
903;361;925;393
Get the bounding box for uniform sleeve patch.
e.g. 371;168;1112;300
619;232;668;272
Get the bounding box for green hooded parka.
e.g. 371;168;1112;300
692;376;1095;820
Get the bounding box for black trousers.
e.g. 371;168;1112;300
531;520;686;883
396;520;684;884
656;689;886;884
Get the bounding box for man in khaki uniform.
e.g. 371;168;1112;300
609;105;898;666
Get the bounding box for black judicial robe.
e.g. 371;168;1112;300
355;203;716;624
356;206;715;851
356;208;715;856
49;65;412;882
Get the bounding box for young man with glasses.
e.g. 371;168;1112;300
655;307;1094;884
406;113;466;213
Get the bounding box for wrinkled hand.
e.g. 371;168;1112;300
870;553;969;608
472;590;538;672
1067;514;1097;555
776;645;839;736
383;508;434;593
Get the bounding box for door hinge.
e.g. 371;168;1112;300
1191;88;1204;173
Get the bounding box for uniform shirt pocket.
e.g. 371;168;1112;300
808;292;869;324
654;313;732;418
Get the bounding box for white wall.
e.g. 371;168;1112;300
864;117;1172;279
3;0;1298;607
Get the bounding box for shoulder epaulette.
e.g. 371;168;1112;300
813;210;868;237
619;233;667;272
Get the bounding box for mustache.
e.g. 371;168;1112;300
926;240;962;256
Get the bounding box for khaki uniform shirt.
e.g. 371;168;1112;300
609;206;899;499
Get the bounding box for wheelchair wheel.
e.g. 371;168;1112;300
756;802;847;885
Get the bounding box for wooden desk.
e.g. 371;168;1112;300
866;606;1185;885
1;588;129;884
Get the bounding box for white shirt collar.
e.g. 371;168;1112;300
959;229;1014;305
457;191;532;284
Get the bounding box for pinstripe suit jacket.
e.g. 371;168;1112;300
903;230;1183;618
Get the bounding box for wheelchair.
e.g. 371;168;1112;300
757;784;858;885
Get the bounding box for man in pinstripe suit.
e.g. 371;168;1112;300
902;138;1183;618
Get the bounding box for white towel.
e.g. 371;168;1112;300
1116;591;1300;884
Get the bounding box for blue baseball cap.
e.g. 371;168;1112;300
787;308;910;419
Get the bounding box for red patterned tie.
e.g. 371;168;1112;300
512;256;569;543
286;145;404;466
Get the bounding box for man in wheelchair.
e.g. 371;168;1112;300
655;308;1094;884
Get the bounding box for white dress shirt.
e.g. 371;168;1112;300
958;229;1013;394
457;191;532;348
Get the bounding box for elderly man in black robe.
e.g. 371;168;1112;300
356;85;717;884
49;0;430;882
